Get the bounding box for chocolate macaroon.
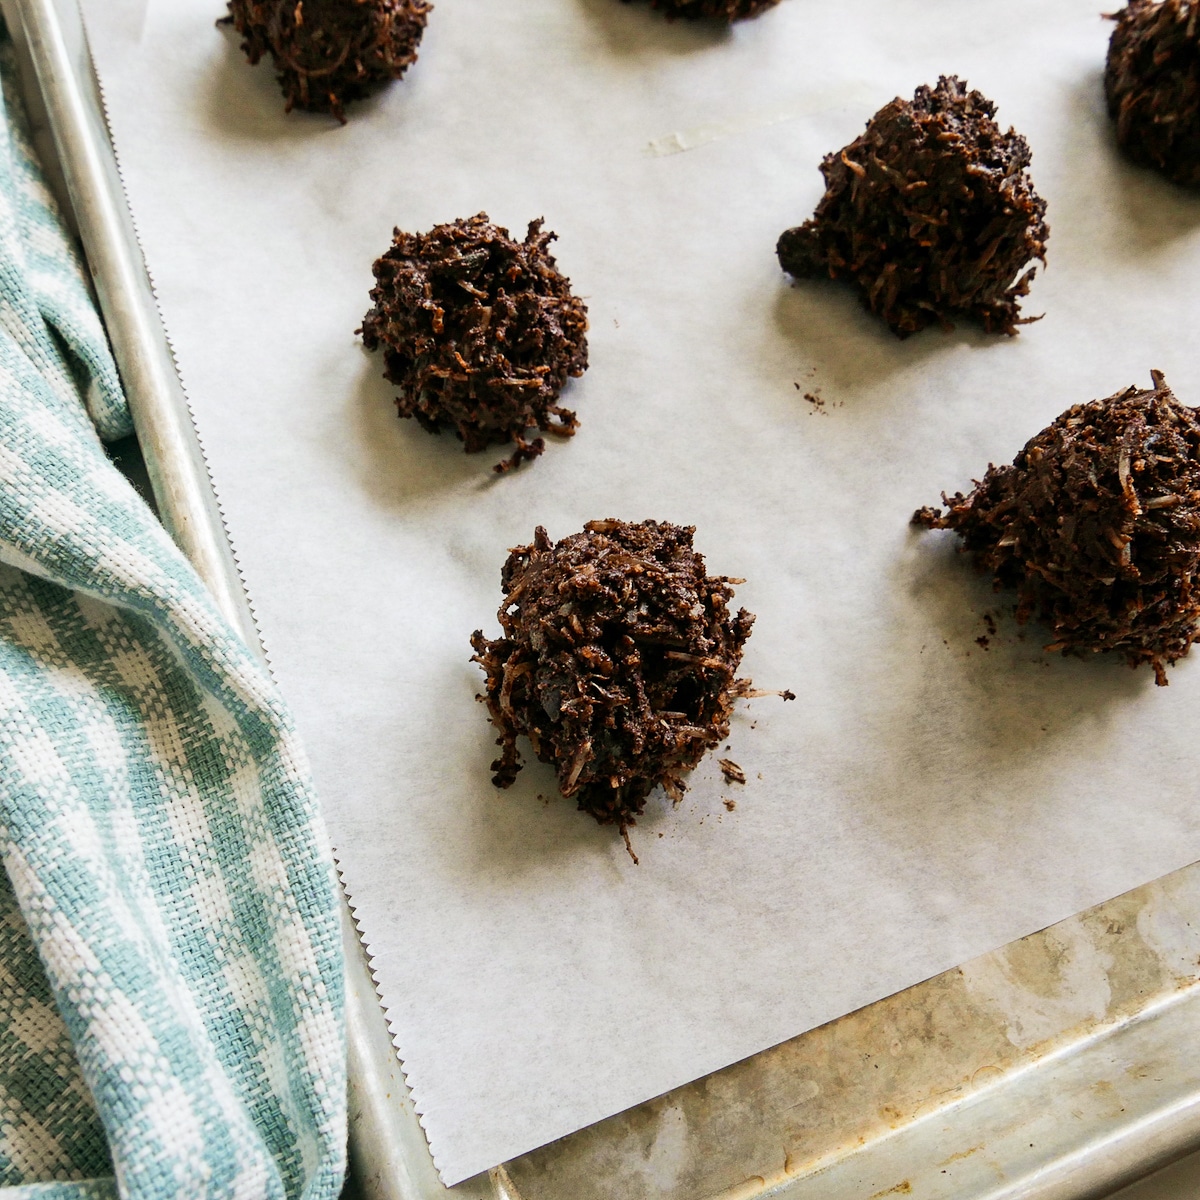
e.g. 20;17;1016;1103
913;372;1200;685
623;0;781;20
1106;0;1200;187
360;214;589;473
222;0;431;122
777;76;1049;338
471;520;756;859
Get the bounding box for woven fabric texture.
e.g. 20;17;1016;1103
0;20;346;1200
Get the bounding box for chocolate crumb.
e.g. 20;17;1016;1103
777;76;1048;338
361;213;588;472
471;519;755;856
723;798;737;811
621;0;781;21
221;0;431;123
1106;0;1200;187
719;758;746;785
781;689;796;701
975;636;990;650
913;371;1200;685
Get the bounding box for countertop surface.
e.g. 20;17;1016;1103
1115;1151;1200;1199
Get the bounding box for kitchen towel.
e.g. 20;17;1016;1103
0;19;345;1200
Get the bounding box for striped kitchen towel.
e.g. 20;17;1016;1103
0;16;346;1200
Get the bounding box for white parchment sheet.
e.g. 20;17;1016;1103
79;0;1200;1183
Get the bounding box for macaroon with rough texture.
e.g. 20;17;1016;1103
912;372;1200;685
470;520;756;859
221;0;431;123
360;213;589;473
1105;0;1200;187
777;76;1049;338
622;0;781;20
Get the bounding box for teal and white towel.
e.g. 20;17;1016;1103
0;20;346;1200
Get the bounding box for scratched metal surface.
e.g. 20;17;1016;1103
13;2;1200;1197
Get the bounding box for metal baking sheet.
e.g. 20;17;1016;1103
12;0;1200;1195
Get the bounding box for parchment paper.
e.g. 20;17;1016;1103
77;0;1200;1183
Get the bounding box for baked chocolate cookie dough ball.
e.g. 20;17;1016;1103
777;76;1049;338
222;0;431;122
913;372;1200;685
471;520;756;856
360;214;589;473
1106;0;1200;187
625;0;781;20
